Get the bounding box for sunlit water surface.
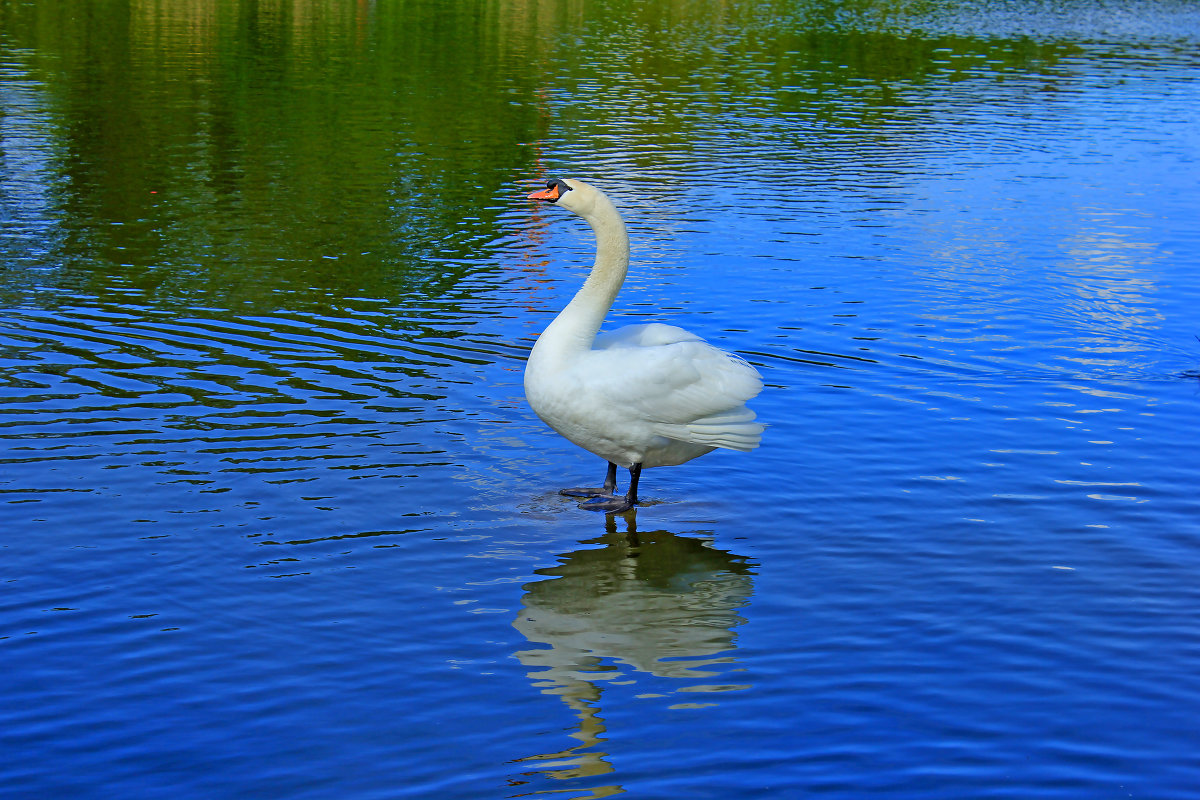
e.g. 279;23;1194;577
3;1;1200;798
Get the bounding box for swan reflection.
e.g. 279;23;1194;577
510;515;755;788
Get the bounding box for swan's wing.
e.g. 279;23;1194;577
586;325;765;451
594;323;703;350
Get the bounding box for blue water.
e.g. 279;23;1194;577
3;1;1200;797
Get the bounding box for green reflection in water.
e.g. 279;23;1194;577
0;0;1133;313
2;0;549;309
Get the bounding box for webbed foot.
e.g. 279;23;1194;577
559;462;619;499
578;495;636;514
560;487;617;499
558;462;641;514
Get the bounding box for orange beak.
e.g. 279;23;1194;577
527;184;561;201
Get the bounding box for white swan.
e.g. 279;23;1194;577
524;178;764;512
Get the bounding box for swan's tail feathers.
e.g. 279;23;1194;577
658;408;765;452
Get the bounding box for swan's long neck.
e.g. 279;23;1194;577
532;193;629;364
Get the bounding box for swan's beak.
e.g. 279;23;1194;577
527;184;561;202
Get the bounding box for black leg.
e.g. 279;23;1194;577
559;462;619;499
625;462;642;506
580;462;641;513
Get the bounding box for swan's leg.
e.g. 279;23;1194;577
581;463;641;513
559;462;618;498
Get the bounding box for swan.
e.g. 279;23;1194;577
524;177;764;513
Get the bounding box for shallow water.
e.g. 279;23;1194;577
3;1;1200;797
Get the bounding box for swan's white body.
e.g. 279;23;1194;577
524;178;763;507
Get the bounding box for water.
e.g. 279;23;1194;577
3;1;1200;797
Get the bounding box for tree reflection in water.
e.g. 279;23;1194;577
510;514;755;791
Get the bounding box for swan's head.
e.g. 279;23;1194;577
527;178;605;217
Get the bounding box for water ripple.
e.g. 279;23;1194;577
0;300;511;496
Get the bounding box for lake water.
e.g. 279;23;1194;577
3;1;1200;797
